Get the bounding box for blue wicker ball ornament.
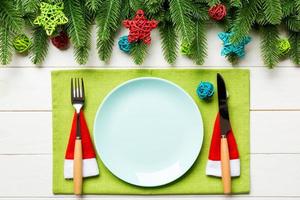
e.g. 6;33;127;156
196;81;214;101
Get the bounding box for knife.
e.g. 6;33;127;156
217;73;231;194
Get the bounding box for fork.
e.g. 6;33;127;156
71;78;85;195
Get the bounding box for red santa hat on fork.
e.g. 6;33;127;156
64;111;99;179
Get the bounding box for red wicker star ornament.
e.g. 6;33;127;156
123;10;158;45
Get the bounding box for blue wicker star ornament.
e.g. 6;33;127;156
34;2;68;36
218;32;251;58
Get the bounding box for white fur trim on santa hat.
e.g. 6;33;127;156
64;158;99;179
206;159;240;177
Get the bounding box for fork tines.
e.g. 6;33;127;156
71;78;85;103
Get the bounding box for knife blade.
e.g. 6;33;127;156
217;73;231;194
217;73;231;137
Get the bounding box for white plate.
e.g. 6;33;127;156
94;77;203;187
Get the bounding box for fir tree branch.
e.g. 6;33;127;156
169;0;195;42
260;25;280;68
285;16;300;32
64;0;88;47
96;0;121;40
0;25;13;65
74;25;92;65
97;33;115;62
85;0;102;11
206;0;220;7
190;2;209;21
190;20;207;65
261;0;282;25
144;0;164;15
230;0;241;8
30;27;49;65
23;0;41;13
289;31;300;65
0;0;23;33
159;21;178;65
130;42;148;65
281;0;296;18
227;54;239;65
129;0;143;11
231;0;259;43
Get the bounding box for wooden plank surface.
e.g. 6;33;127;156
1;68;300;110
0;111;299;154
0;27;299;199
0;154;299;197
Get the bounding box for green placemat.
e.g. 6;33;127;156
52;69;250;194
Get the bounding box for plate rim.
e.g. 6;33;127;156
93;77;204;187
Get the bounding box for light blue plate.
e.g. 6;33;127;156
94;77;203;187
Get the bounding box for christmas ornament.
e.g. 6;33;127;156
123;10;158;45
206;113;240;177
196;82;214;101
118;36;132;53
13;34;32;54
34;2;68;36
209;4;227;21
64;111;99;179
180;41;192;56
218;32;251;58
51;31;69;50
277;38;291;56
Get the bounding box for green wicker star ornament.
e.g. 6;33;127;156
34;2;68;36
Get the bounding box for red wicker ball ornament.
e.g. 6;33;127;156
51;31;69;50
208;4;227;21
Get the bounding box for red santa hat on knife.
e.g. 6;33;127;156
206;113;240;177
64;111;99;179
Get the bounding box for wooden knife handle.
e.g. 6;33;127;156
221;137;231;194
74;139;82;195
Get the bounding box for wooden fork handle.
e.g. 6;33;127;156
74;139;82;195
221;137;231;194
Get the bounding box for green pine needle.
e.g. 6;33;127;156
231;0;259;44
230;0;242;8
97;35;115;62
285;16;300;32
96;0;121;40
85;0;102;11
190;20;207;65
0;25;13;65
261;0;282;25
289;31;300;65
130;42;148;65
128;0;143;11
74;26;91;65
144;0;164;15
260;25;280;68
227;54;239;65
206;0;220;7
0;0;23;33
190;2;209;21
64;0;88;47
281;0;296;18
23;0;41;13
30;28;49;65
169;0;195;42
159;21;178;65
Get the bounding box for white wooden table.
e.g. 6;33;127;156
1;27;300;200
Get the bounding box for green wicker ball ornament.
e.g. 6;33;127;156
180;41;192;56
278;38;291;56
13;34;32;53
